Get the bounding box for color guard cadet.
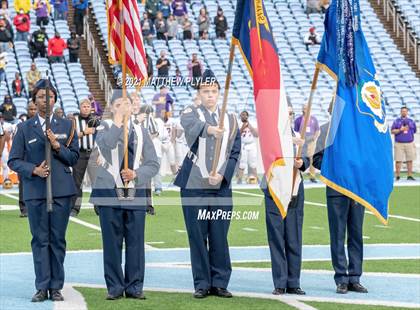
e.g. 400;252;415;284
90;93;159;300
174;69;241;299
297;119;368;294
264;105;306;296
8;79;79;302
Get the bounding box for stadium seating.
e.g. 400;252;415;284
84;0;420;122
4;0;91;116
394;0;420;37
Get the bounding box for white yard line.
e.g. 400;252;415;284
54;284;87;310
66;282;420;309
233;190;420;222
0;193;156;249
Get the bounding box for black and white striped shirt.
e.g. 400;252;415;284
74;114;94;151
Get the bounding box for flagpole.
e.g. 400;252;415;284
119;0;129;187
292;66;320;193
210;41;236;176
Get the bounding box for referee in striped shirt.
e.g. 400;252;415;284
70;99;100;216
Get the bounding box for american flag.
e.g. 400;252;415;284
107;0;148;82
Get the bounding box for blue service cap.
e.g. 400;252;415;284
199;69;220;89
32;79;57;102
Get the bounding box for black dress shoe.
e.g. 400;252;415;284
407;176;416;181
19;213;28;218
336;283;348;294
348;283;368;293
272;288;286;295
193;289;208;299
106;293;123;300
396;176;400;181
49;290;64;301
126;291;146;299
210;287;232;298
31;290;48;302
70;210;79;217
287;287;306;295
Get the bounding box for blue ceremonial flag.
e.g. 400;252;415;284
317;0;393;224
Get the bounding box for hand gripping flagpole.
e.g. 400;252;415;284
210;42;236;176
291;66;320;194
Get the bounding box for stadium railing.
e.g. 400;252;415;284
84;15;113;105
376;0;420;70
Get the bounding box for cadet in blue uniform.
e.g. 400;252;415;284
264;105;306;296
298;121;368;294
174;70;241;299
90;93;159;300
8;79;79;302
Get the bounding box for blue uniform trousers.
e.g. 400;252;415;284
26;197;72;290
327;193;364;285
98;207;146;296
265;182;304;289
181;189;232;291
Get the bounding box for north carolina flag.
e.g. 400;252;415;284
233;0;295;217
107;0;148;82
317;0;393;224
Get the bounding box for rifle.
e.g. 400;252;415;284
45;72;53;212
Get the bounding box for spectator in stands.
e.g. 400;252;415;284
48;32;67;63
88;94;103;117
304;27;321;51
175;67;182;84
12;73;24;97
0;16;13;53
182;15;193;40
187;53;203;88
26;62;41;96
197;8;210;39
306;0;321;14
155;11;168;40
172;0;187;24
146;53;153;78
13;9;30;41
0;52;6;83
14;0;31;14
158;0;171;20
54;106;64;118
391;107;417;181
27;101;37;118
34;0;51;26
141;12;155;46
214;7;228;39
67;31;80;63
145;0;159;23
30;26;48;58
166;14;178;40
156;50;171;77
152;85;173;119
51;0;68;20
0;95;16;123
294;104;320;183
0;1;11;22
72;0;88;37
320;0;330;12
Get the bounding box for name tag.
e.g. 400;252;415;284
28;138;37;144
55;133;68;139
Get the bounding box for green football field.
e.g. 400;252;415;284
1;185;419;309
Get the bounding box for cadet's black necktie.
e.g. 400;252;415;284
211;112;218;126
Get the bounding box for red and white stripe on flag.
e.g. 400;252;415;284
107;0;148;81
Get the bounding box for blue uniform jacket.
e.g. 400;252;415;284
90;121;160;209
8;115;79;200
174;105;241;192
